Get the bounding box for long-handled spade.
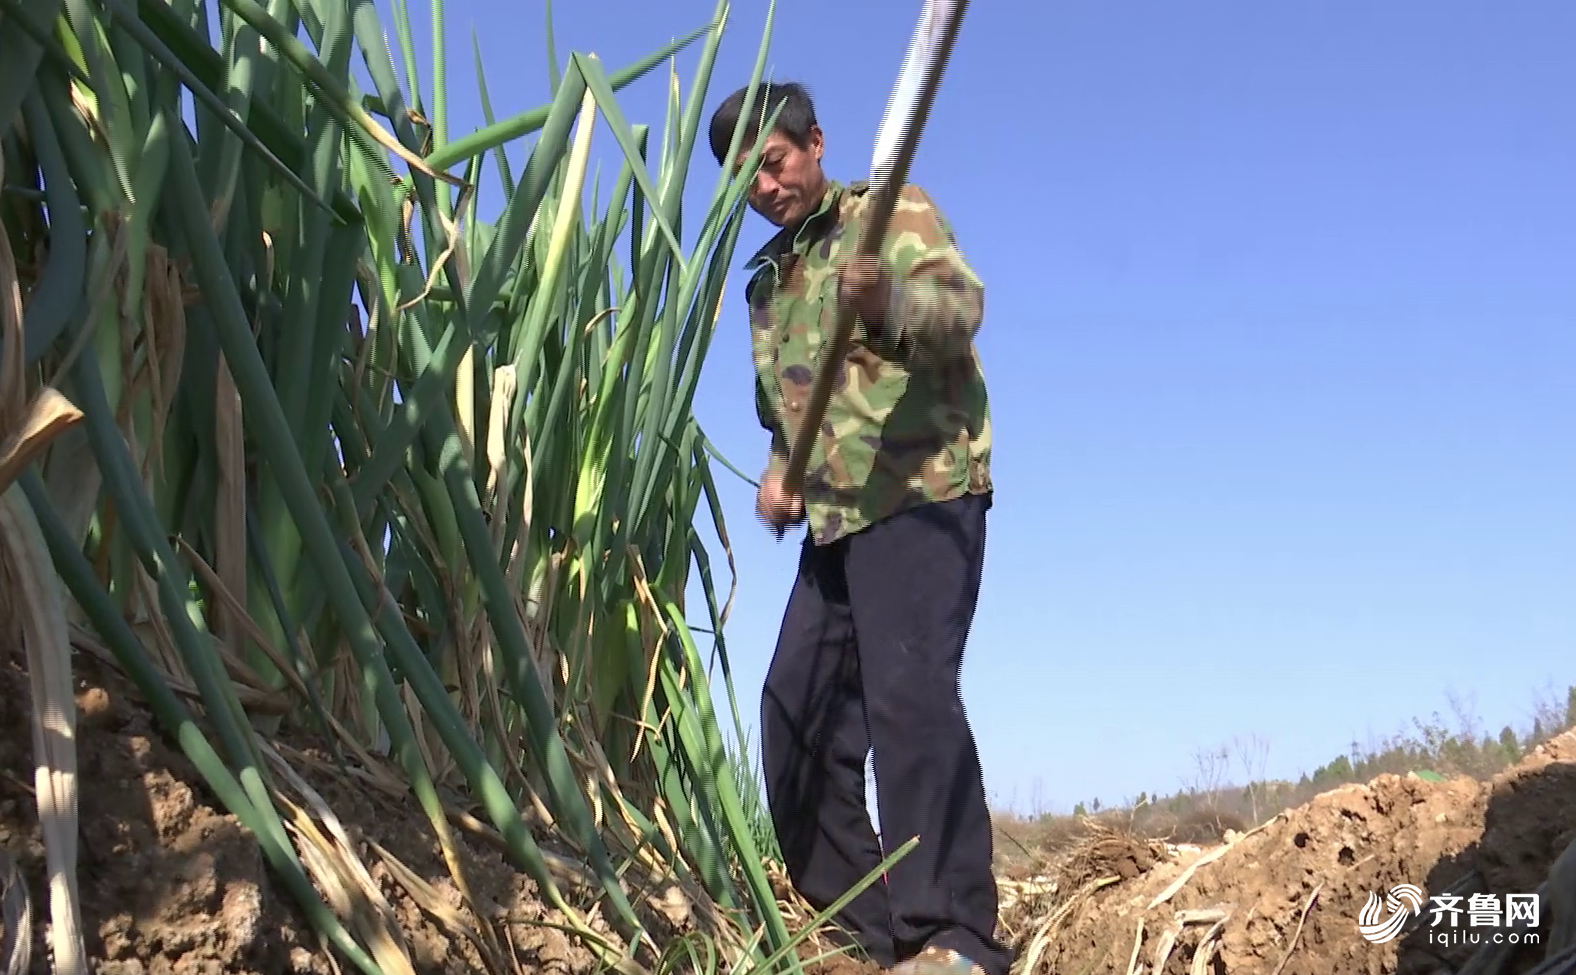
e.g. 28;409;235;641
776;0;971;521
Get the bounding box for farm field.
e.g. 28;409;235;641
6;654;1576;973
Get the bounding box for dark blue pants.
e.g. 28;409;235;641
760;491;1008;975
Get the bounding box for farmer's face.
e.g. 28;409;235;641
736;126;826;228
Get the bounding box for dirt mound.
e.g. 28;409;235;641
0;652;631;974
0;653;879;975
1000;737;1576;975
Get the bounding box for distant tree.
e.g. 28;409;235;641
1312;755;1354;786
1499;725;1521;762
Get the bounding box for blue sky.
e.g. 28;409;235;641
395;0;1575;814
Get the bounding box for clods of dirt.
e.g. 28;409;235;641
1000;736;1576;975
0;647;905;975
1;658;325;974
0;652;707;975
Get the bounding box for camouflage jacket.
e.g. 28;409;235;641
743;178;993;546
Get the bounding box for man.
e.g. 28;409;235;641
707;82;1008;975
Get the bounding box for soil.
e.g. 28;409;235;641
998;737;1576;975
0;652;876;975
4;649;1575;975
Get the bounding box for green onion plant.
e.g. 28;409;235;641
0;0;901;970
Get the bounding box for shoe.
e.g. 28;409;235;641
887;946;986;975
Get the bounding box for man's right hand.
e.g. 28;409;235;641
756;473;805;535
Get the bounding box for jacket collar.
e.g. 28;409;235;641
743;179;848;274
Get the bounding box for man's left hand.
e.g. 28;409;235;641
838;255;893;325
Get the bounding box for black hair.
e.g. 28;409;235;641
707;81;818;166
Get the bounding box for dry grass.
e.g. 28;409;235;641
996;819;1168;974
